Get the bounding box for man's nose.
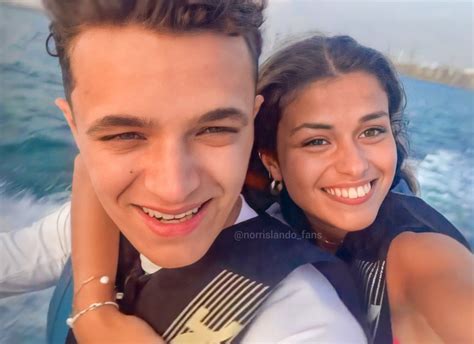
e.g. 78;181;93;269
334;140;369;178
142;140;200;204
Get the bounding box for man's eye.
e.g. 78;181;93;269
197;127;238;135
303;138;329;147
360;127;386;138
100;132;145;141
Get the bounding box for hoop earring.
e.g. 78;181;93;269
270;179;283;196
45;32;58;57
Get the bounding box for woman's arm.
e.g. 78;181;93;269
70;156;163;343
387;231;474;343
70;157;118;309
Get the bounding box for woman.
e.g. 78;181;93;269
249;34;473;343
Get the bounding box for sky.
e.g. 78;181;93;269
264;0;473;69
3;0;473;69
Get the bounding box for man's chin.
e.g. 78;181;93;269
136;230;222;268
123;203;228;268
144;245;210;269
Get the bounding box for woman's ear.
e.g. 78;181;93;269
260;151;283;182
55;98;78;140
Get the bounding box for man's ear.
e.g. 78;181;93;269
55;98;78;139
252;95;264;119
260;151;283;182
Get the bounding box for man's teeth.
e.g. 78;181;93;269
324;182;372;199
142;206;200;222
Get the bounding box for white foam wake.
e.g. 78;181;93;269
0;186;67;232
415;148;473;243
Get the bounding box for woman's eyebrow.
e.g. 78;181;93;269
289;111;389;137
86;114;153;136
290;122;333;136
359;111;389;123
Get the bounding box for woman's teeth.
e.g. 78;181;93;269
142;206;200;223
324;182;372;199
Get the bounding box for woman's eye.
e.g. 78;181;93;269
303;138;329;147
100;132;145;141
360;127;386;138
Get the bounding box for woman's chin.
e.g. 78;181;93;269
315;213;377;234
334;215;377;233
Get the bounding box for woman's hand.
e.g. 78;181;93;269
71;155;164;343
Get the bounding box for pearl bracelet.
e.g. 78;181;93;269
66;301;119;328
74;275;111;300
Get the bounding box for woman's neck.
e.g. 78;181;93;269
306;214;348;253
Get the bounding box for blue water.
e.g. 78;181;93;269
0;4;473;344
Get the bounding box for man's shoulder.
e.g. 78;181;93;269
204;213;336;286
242;263;368;343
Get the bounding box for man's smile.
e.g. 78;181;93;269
134;199;212;237
141;203;203;222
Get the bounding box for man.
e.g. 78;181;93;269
2;1;367;342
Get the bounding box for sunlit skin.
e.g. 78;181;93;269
263;72;397;241
56;26;263;268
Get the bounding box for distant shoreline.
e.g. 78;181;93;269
395;63;474;90
2;2;472;90
1;1;43;12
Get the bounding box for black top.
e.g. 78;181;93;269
337;191;471;344
65;213;368;343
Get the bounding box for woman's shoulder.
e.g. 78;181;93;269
341;191;470;260
383;191;470;249
389;231;470;262
386;229;473;305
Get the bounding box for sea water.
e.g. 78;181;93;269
0;4;473;344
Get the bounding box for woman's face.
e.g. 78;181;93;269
264;71;397;234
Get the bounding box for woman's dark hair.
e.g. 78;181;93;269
43;0;266;103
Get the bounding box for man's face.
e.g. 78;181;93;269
60;26;261;267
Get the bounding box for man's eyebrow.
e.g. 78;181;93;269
197;107;249;126
290;122;333;136
86;115;152;136
359;111;389;123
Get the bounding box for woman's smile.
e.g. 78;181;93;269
321;179;377;205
